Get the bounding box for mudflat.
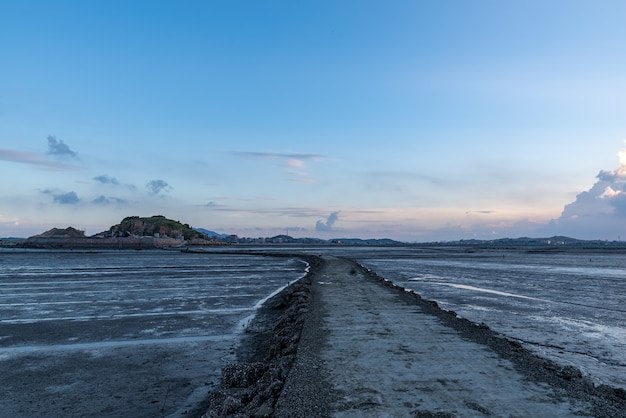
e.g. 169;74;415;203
272;256;625;417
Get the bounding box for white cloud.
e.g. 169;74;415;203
316;211;340;232
544;142;626;239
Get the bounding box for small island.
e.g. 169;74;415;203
20;215;223;249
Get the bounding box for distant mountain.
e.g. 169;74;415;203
430;235;624;248
194;228;227;239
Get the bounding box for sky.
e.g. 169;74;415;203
1;1;626;242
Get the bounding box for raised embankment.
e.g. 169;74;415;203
202;255;626;417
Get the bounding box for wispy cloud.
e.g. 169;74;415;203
93;174;137;191
232;151;323;161
0;149;78;171
92;195;127;206
365;170;449;187
202;203;333;219
47;135;78;159
146;179;171;195
231;151;324;182
93;174;120;185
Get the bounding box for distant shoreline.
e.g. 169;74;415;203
6;237;626;253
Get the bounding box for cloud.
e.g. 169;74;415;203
93;174;137;191
545;143;626;239
92;195;127;206
41;189;80;205
316;211;340;231
47;135;78;159
231;151;324;182
206;204;328;219
232;151;323;162
0;149;77;171
93;174;120;185
146;179;171;195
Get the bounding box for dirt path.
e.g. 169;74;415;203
276;256;614;417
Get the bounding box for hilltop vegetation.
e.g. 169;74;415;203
106;215;203;240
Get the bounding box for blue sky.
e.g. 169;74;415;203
2;1;626;241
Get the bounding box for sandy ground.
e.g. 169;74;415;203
274;256;625;417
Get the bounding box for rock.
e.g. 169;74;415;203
201;255;317;417
220;396;242;415
558;365;583;380
221;362;267;388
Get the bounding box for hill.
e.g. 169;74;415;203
34;227;86;238
105;215;204;240
22;216;210;249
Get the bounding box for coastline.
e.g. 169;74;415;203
202;254;625;417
